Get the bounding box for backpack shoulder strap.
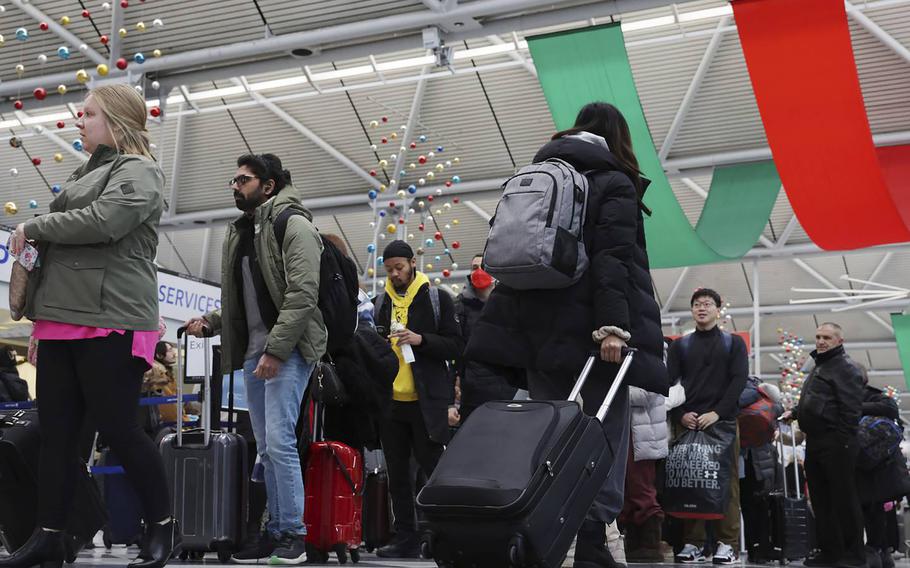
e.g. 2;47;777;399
429;287;440;330
722;331;733;354
678;333;692;360
373;292;386;321
273;208;305;250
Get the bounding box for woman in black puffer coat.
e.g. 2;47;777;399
466;102;667;568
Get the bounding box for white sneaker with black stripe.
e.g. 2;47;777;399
713;542;738;565
676;544;708;564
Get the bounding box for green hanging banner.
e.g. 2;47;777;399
890;313;910;390
527;24;781;268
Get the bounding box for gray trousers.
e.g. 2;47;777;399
527;368;631;523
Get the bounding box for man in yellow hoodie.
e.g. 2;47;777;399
372;240;463;558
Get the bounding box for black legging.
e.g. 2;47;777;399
36;332;169;529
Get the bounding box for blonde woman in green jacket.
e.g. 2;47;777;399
1;85;178;568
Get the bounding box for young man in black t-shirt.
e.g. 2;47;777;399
667;288;749;565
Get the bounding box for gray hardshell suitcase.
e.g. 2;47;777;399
159;328;248;563
482;158;590;290
417;349;635;568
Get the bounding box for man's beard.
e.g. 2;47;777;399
234;191;261;212
392;265;414;293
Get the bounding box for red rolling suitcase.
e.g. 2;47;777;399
303;403;364;564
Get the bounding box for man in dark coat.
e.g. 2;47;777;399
452;253;517;424
788;322;866;568
467;127;667;568
372;240;463;558
857;376;910;568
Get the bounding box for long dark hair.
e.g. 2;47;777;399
553;102;644;198
237;153;293;194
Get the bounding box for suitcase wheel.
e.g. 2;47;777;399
178;551;189;561
216;544;233;564
333;543;348;564
350;548;360;564
508;534;526;567
420;537;433;560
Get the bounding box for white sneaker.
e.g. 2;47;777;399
676;544;708;564
713;542;738;565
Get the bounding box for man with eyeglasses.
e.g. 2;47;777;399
184;153;325;565
667;288;748;565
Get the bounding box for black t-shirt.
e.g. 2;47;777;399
667;326;749;422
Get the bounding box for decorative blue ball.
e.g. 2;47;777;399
407;185;417;194
377;256;384;264
51;184;62;194
72;139;83;151
15;28;28;41
378;210;386;217
418;135;427;143
436;146;444;152
57;46;71;60
444;248;450;254
368;190;378;200
435;255;440;261
451;175;461;184
133;52;146;64
28;200;38;209
367;244;376;253
399;170;406;177
425;238;433;247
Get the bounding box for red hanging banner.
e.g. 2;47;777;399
732;0;910;250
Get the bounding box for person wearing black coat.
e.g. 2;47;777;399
466;102;668;568
789;323;866;568
372;240;464;558
453;254;517;423
857;380;910;568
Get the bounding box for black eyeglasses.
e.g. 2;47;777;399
228;175;261;189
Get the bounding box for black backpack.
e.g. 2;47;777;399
274;209;360;354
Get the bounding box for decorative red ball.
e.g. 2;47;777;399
115;57;128;70
100;35;109;45
369;169;377;177
427;195;434;202
13;100;23;110
453;197;460;204
32;157;41;166
398;218;405;224
452;241;461;249
388;202;396;208
39;22;49;31
56;121;65;129
409;142;417;149
418;155;427;165
381;116;388;123
445;181;452;188
442;269;451;278
149;106;161;117
77;111;84;118
33;88;47;101
418;223;425;231
120;0;129;7
380;137;388;144
434;232;442;241
82;9;91;18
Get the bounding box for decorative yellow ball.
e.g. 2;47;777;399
452;219;459;225
367;268;375;277
96;63;109;76
57;84;67;95
136;21;146;32
426;172;435;180
387;224;397;234
76;69;89;83
54;153;64;163
118;28;128;39
425;264;433;270
152;49;162;57
378;159;388;168
4;202;17;215
60;16;71;25
453;157;460;164
435;163;445;172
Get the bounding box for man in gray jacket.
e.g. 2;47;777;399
186;153;324;566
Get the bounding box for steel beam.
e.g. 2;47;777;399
463;200;493;222
391;67;431;214
658;16;729;161
32;125;87;161
486;34;537;77
661;266;690;315
662;298;910;321
108;0;124;65
167;106;186;217
10;0;107;66
198;228;212;278
233;78;382;190
774;214;799;249
846;1;910;66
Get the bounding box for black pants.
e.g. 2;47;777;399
380;401;444;535
863;502;888;550
804;435;864;564
740;454;772;559
526;368;630;523
36;332;170;529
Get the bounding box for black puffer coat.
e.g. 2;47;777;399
466;134;667;394
856;385;910;505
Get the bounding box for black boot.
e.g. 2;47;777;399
575;520;626;568
128;518;181;568
626;516;665;563
0;528;65;568
880;548;895;568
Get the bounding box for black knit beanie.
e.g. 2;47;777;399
382;240;414;260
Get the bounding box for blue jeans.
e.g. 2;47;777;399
243;350;313;536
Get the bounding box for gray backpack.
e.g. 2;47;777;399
482;159;590;289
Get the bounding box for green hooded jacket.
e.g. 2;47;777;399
24;145;165;330
204;187;326;370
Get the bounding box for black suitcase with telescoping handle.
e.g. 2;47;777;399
769;424;811;563
417;348;636;568
159;327;248;563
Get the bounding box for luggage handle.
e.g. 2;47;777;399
567;347;636;423
776;423;801;499
176;326;212;448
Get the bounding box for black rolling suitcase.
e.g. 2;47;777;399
0;409;107;558
417;349;636;568
362;449;392;553
159;328;248;563
769;427;811;563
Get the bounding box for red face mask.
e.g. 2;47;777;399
470;268;493;290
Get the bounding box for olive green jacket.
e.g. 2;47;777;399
204;187;326;370
24;145;165;330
